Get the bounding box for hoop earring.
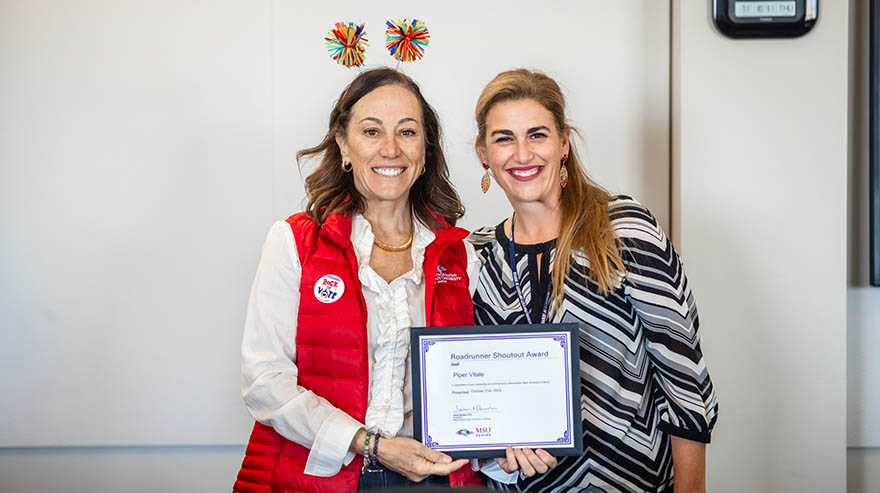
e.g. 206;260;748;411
342;161;353;172
480;163;490;193
560;154;569;189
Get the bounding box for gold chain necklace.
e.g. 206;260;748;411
373;234;413;252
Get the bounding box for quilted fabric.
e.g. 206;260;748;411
233;213;481;492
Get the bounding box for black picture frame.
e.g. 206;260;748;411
410;323;583;459
872;0;880;285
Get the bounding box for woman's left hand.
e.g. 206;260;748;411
494;446;557;477
376;436;469;482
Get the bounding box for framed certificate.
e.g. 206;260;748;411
410;324;583;459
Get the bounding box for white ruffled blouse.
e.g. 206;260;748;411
241;214;481;477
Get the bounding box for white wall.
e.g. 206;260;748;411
0;0;672;490
0;0;272;446
847;0;880;490
674;1;849;492
0;0;670;449
3;0;872;491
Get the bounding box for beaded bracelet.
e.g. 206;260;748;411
364;430;384;472
371;432;380;467
361;430;374;473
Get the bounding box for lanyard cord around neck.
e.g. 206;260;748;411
508;214;552;324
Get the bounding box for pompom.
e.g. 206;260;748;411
385;19;430;62
324;22;369;68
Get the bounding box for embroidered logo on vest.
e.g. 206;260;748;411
314;274;345;303
435;265;463;284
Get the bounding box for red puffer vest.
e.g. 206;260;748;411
233;212;483;493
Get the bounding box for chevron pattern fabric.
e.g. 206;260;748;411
470;196;718;492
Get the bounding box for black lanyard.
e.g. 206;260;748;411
508;214;552;324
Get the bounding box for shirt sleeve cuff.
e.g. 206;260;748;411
658;421;712;443
477;458;520;484
303;409;363;477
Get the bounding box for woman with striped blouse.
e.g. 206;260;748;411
469;69;719;492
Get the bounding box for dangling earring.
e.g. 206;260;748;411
342;161;353;172
560;154;569;189
480;163;491;193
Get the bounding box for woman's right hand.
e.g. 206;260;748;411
494;446;557;478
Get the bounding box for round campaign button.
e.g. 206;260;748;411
314;274;345;304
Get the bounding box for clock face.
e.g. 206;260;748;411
734;1;798;19
713;0;816;38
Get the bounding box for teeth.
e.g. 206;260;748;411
372;167;404;177
510;167;539;177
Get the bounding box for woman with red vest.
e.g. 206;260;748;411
233;69;486;492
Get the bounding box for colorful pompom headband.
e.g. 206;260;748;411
324;19;431;69
325;22;369;68
386;19;430;62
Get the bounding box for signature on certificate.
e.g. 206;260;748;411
454;404;499;414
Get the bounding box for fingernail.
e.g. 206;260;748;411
442;455;452;463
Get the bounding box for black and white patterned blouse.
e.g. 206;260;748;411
469;196;718;492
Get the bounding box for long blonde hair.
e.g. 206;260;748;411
474;69;626;307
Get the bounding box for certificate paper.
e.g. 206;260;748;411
410;324;583;458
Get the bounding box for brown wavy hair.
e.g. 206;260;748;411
296;68;464;229
475;69;626;305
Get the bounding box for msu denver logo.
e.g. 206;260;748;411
457;427;491;437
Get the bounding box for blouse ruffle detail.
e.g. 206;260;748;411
352;215;434;435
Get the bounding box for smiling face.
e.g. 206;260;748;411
478;98;570;210
335;85;426;211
